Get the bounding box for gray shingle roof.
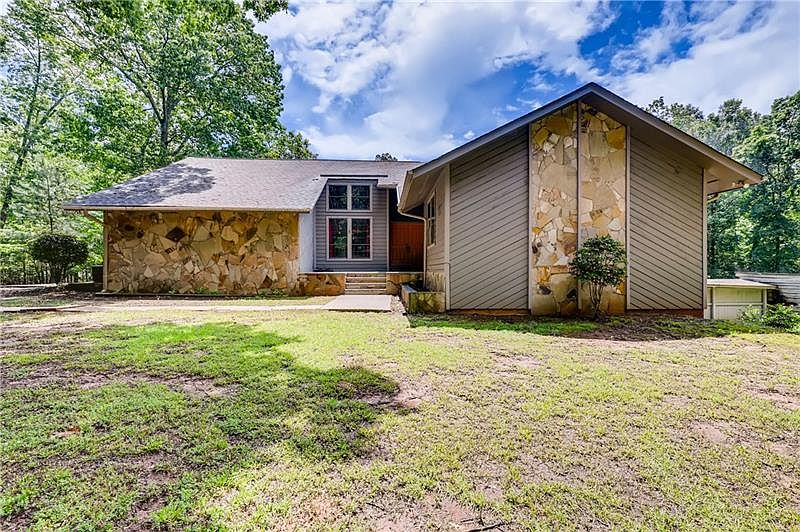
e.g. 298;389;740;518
63;157;421;212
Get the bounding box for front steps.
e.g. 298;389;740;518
345;272;387;295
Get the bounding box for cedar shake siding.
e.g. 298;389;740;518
313;179;390;272
629;135;704;310
449;128;529;309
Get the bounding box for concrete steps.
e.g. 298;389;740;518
345;272;387;295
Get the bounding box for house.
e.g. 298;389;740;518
64;159;424;296
64;83;761;315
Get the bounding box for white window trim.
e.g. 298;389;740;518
425;189;437;248
327;183;373;213
326;215;373;261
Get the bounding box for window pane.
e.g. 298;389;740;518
351;185;370;210
427;197;436;245
351;218;371;258
328;218;348;258
328;185;348;210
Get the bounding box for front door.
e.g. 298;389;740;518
389;222;423;270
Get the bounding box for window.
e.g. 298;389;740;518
327;217;371;260
351;218;371;258
426;194;436;246
328;218;348;259
328;184;371;211
328;184;348;210
351;185;370;210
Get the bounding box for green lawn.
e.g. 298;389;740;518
1;309;798;530
0;294;335;308
0;296;74;308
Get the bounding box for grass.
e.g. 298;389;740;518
0;296;73;308
410;313;781;339
1;309;799;529
409;314;600;335
95;295;336;307
0;294;334;308
0;293;335;309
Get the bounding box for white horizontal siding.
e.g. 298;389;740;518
706;286;767;320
